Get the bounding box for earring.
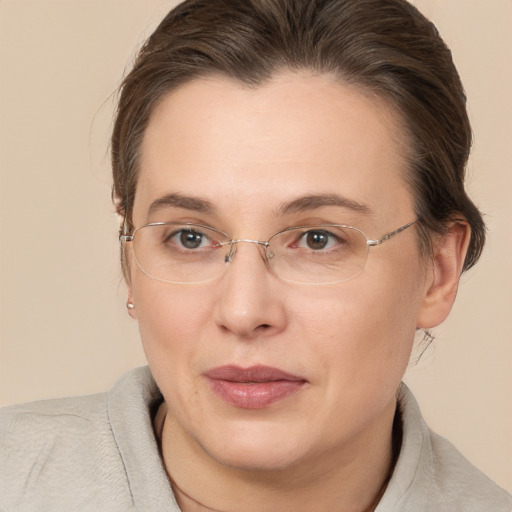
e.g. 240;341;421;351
411;329;435;365
421;330;435;346
126;301;135;310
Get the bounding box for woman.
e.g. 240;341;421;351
1;0;511;510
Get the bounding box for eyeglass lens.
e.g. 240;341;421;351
129;223;370;284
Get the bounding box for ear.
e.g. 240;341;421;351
416;221;471;329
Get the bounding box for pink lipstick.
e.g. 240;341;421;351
205;365;306;409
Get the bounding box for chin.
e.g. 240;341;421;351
208;447;305;474
197;422;310;473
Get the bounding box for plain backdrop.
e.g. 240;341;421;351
0;0;511;493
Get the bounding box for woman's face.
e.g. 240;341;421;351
129;72;434;471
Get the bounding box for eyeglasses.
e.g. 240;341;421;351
120;219;419;285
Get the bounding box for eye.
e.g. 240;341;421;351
179;229;206;249
296;229;345;251
164;228;213;250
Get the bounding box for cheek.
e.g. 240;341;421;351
130;276;213;372
292;269;424;385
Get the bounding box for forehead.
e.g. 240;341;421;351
135;72;414;227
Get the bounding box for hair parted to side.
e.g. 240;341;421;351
112;0;485;276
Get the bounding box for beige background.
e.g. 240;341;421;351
1;0;511;493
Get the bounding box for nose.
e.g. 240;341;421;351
215;242;288;339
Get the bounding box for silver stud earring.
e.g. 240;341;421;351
126;301;135;310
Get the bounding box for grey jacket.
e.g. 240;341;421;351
1;366;511;511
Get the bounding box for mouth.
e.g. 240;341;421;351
204;365;307;409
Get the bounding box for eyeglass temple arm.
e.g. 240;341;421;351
367;219;419;247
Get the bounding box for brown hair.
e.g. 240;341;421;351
111;0;485;272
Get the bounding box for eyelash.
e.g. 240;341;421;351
154;223;353;253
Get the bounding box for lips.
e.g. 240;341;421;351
204;365;307;409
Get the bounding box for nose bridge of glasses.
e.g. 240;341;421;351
224;238;270;264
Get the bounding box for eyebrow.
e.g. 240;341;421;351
278;194;372;216
148;193;215;215
147;192;371;218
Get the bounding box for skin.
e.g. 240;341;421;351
126;72;470;512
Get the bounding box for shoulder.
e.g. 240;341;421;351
427;430;512;511
379;384;512;512
1;389;108;432
0;385;134;511
0;391;113;468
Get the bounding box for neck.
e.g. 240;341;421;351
158;399;399;512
